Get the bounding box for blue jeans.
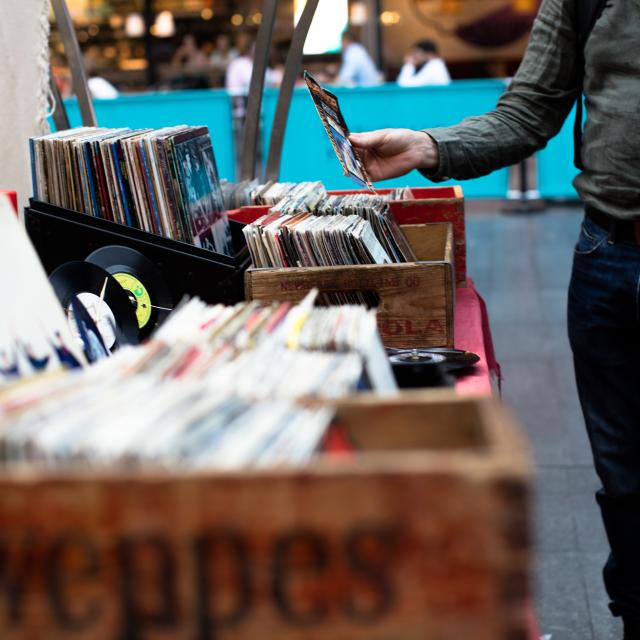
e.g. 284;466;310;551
568;214;640;623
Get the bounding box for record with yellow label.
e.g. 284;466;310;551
86;245;173;340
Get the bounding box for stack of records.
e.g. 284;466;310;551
219;179;413;212
0;291;396;470
243;193;416;271
30;126;232;256
244;211;393;269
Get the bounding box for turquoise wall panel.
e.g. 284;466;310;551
55;82;580;200
61;89;236;182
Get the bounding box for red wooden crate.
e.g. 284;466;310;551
228;186;466;284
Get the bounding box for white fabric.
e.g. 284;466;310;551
225;56;253;96
337;43;381;87
397;59;451;87
88;77;119;100
0;0;50;208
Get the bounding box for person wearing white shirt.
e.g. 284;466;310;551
88;76;119;99
337;31;382;87
397;40;451;87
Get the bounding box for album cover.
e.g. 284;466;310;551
172;127;232;256
304;71;375;192
29;126;234;258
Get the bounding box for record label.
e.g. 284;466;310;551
86;245;173;340
49;261;139;348
113;272;152;329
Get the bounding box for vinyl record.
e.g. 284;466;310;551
85;245;173;339
387;347;480;373
387;349;449;389
49;261;139;347
388;350;447;367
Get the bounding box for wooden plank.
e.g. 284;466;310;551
401;223;447;261
246;262;452;348
0;394;531;640
391;195;466;286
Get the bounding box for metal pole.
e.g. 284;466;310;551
239;0;279;181
50;70;71;131
143;0;158;87
264;0;321;182
50;0;97;127
370;0;383;70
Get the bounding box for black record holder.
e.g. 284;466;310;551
25;199;249;306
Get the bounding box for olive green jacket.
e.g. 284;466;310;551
426;0;639;218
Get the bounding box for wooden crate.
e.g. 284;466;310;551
245;222;455;348
0;393;531;640
227;185;466;284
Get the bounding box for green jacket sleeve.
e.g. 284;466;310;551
424;0;579;181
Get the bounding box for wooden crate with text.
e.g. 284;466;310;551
245;222;455;349
0;393;531;640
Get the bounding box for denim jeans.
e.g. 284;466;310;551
568;214;640;623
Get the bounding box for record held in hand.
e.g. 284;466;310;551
49;261;139;348
86;245;173;339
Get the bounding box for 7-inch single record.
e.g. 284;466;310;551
387;349;449;389
49;261;139;347
85;245;173;339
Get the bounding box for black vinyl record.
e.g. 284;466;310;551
387;347;480;373
49;261;139;347
387;349;449;388
86;245;172;340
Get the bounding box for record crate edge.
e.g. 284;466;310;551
245;222;456;349
0;392;532;640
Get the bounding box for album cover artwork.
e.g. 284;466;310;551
304;71;375;192
172;129;233;256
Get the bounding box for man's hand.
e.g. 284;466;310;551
349;128;439;182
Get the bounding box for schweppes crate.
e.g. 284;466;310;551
0;393;531;640
245;222;455;349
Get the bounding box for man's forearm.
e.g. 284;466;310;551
421;0;579;181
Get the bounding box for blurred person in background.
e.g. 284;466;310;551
351;1;640;637
85;58;119;99
172;34;208;71
337;30;382;87
225;35;282;103
209;33;238;74
397;40;450;87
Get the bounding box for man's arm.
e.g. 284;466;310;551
351;0;578;182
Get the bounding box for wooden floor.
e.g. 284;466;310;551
466;202;621;640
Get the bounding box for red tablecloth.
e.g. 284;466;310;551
454;279;501;396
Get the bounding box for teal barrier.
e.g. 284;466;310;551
261;80;510;197
56;82;580;200
60;89;236;183
536;104;580;199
